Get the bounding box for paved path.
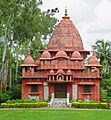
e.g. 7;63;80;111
0;107;110;111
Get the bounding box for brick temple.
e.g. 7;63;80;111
20;9;102;102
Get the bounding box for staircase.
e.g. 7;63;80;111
50;98;67;107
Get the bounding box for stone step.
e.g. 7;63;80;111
51;98;67;107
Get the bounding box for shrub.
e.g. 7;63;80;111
47;96;51;102
0;102;47;108
0;84;22;104
0;93;11;104
6;99;47;103
6;84;21;100
72;102;109;109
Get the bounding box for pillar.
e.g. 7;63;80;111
44;82;49;100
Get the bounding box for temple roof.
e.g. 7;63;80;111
47;8;84;50
88;55;99;65
35;59;41;66
72;51;81;58
49;69;54;75
41;50;51;58
88;52;101;66
20;52;36;66
67;69;72;75
55;49;67;58
56;69;65;75
24;52;34;64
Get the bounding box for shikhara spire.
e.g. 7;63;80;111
48;7;83;50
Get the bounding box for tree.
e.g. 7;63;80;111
101;78;111;96
92;39;111;77
0;0;59;93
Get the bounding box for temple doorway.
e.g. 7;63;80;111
54;84;67;98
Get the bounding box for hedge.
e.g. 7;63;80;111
72;102;109;109
0;102;47;108
6;99;47;103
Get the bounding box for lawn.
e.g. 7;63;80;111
0;109;111;120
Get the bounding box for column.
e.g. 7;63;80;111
72;84;77;100
44;82;49;100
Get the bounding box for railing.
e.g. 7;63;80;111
67;93;72;107
40;64;84;69
74;72;99;78
48;93;54;107
22;70;99;78
23;72;48;77
48;79;73;82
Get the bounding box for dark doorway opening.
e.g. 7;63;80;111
54;84;67;98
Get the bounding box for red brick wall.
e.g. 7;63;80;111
22;79;44;100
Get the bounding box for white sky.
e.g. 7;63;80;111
41;0;111;50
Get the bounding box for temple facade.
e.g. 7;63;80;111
20;10;102;102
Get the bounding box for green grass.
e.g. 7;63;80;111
0;109;111;120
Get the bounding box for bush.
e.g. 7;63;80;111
0;93;11;104
6;99;47;103
6;84;21;100
72;102;109;109
0;84;22;104
47;96;51;102
0;102;47;108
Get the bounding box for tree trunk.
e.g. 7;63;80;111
9;68;12;90
15;42;19;81
0;36;8;93
2;59;9;92
15;60;18;81
0;80;2;93
0;15;14;93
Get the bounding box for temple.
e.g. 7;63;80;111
20;9;102;102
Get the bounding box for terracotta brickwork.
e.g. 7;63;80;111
20;9;102;102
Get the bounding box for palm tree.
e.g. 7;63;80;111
92;39;111;77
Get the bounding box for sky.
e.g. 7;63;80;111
41;0;111;51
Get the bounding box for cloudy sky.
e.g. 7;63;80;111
41;0;111;50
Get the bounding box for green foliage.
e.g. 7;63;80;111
92;39;111;77
69;95;72;102
47;96;51;102
101;89;111;102
6;99;47;103
0;101;47;108
6;84;21;100
0;0;58;92
0;93;11;104
101;89;108;99
101;78;111;101
0;84;21;104
72;102;109;109
101;78;111;90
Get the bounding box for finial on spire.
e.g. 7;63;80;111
65;7;68;16
92;50;95;56
28;50;30;55
62;7;70;19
